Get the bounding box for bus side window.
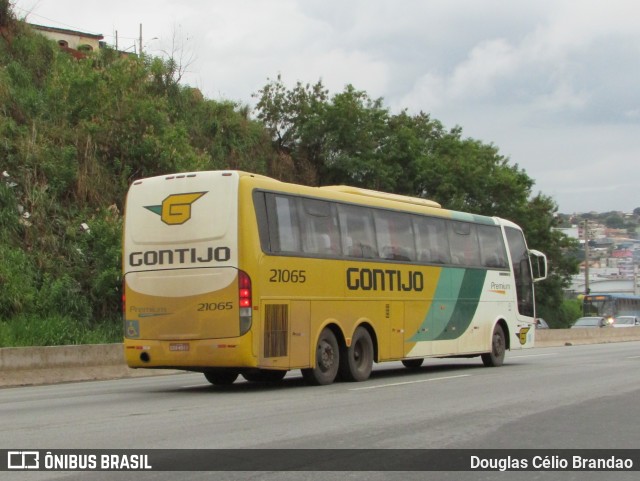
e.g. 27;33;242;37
447;221;481;267
374;210;415;262
477;225;508;269
299;198;341;256
413;216;450;265
267;194;302;253
338;204;379;259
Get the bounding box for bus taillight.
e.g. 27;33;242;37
239;270;252;334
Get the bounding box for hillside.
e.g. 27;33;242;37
0;7;277;345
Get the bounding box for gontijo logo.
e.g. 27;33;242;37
144;192;206;225
518;326;531;345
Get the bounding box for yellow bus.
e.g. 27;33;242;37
123;171;547;385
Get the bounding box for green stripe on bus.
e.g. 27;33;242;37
410;268;487;342
449;211;496;225
435;269;486;340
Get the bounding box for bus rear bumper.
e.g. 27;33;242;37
124;336;254;370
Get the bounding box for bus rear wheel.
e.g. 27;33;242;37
482;324;506;367
339;326;374;382
302;328;340;385
204;369;239;385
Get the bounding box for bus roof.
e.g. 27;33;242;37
320;185;442;208
235;170;507;228
144;170;511;229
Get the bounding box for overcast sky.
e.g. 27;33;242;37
13;0;640;214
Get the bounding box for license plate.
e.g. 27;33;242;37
169;343;190;352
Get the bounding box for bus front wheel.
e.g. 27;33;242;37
302;328;340;385
482;324;506;367
339;326;374;382
204;369;239;385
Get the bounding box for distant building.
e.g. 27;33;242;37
569;275;639;296
577;222;605;240
29;24;104;58
555;226;579;240
562;220;639;296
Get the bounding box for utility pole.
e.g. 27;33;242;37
583;220;590;295
139;24;143;54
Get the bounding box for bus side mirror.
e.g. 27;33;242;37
529;249;547;282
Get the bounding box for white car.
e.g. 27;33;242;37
611;316;640;327
570;317;608;328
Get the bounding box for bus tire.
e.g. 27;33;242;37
302;328;340;385
402;358;424;369
204;369;239;385
339;326;374;382
242;369;287;383
482;324;506;367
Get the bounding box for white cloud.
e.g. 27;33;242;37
449;39;519;99
534;82;590;113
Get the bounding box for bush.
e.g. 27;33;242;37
0;245;38;318
0;313;85;346
37;274;92;325
539;298;583;328
0;182;22;242
558;299;583;328
72;208;122;320
0;314;121;346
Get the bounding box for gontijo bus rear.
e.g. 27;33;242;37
123;170;547;385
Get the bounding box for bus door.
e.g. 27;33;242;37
387;301;405;359
504;227;539;347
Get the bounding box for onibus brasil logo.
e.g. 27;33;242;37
144;192;206;225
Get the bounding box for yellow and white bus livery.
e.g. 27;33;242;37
123;171;547;385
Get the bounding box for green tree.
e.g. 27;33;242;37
254;74;329;183
603;213;625;229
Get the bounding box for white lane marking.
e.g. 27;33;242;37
510;353;558;359
349;374;470;391
626;355;640;359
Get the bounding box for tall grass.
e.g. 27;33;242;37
0;314;120;347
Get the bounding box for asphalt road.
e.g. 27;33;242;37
2;342;640;481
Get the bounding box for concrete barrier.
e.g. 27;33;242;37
0;344;180;388
535;326;640;347
1;328;639;388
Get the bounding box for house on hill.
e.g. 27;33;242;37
29;24;104;58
